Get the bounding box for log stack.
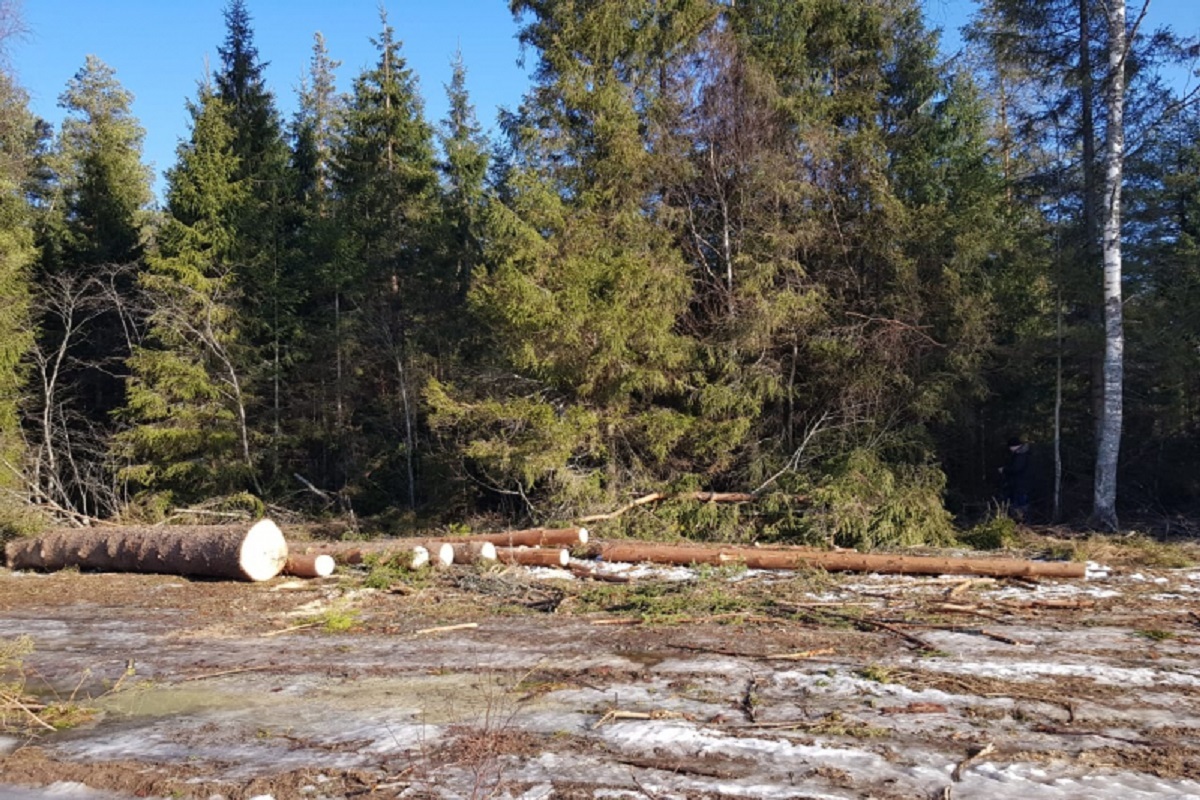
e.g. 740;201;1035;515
4;521;1085;583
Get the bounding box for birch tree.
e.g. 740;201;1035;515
1092;0;1132;530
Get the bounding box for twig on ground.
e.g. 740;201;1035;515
951;741;996;782
926;603;1005;622
261;622;320;637
415;622;479;635
181;665;276;681
1;690;56;732
765;647;836;661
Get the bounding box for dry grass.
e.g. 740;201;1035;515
1017;529;1199;568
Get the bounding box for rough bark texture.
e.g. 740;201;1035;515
6;521;288;582
495;547;570;567
593;542;1085;579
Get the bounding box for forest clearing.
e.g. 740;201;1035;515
1;527;1199;799
3;0;1200;794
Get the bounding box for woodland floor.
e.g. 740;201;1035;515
1;531;1200;799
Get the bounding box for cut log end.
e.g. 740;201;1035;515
495;547;570;567
449;541;497;564
578;527;589;544
284;553;336;579
239;519;289;582
431;542;455;567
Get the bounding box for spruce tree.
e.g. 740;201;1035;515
55;56;151;269
291;32;341;212
429;1;710;518
329;10;441;510
214;0;295;484
286;31;346;498
0;69;36;511
22;56;152;518
115;88;258;507
647;0;1006;539
47;55;151;401
438;50;489;305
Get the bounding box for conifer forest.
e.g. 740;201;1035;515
2;0;1199;544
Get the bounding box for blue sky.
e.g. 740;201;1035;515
10;0;1199;203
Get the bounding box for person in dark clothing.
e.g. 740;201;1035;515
999;437;1032;521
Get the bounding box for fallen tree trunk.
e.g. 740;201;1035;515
6;521;288;582
284;553;335;578
593;542;1086;579
495;547;570;567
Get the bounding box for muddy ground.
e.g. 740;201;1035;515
1;537;1199;799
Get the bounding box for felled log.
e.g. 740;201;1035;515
495;546;570;567
449;541;497;564
6;520;288;582
594;542;1086;579
456;527;588;547
284;553;335;578
301;540;453;569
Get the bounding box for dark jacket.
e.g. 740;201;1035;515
1003;443;1032;495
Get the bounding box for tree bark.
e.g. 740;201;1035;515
592;542;1085;579
284;553;335;578
460;527;588;547
448;541;497;564
302;540;453;568
6;520;288;582
1093;0;1127;531
495;547;570;567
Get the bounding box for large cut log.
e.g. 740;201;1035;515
594;542;1086;579
6;521;288;582
284;553;335;578
495;546;570;567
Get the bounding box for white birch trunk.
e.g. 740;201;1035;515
1093;0;1127;530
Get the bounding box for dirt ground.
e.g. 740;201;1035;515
1;535;1200;799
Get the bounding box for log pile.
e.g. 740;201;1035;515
3;521;1085;582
